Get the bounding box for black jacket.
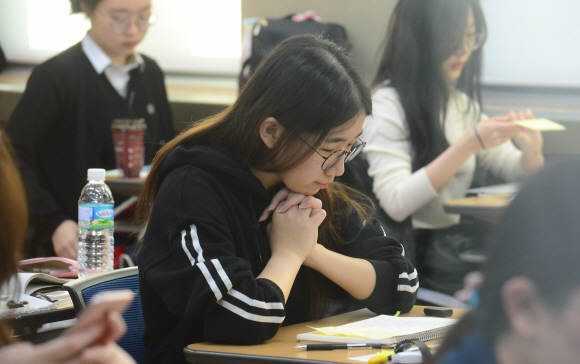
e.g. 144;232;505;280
137;145;418;363
5;42;174;246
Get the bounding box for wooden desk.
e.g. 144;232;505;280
184;306;466;364
444;195;511;224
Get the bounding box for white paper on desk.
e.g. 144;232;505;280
0;293;57;318
297;315;457;344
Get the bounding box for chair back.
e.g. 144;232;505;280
64;267;145;364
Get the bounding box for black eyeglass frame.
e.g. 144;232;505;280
299;137;366;171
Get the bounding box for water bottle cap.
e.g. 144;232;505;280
87;168;106;181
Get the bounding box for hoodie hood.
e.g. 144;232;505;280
159;145;272;210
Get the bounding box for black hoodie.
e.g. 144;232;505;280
137;145;418;363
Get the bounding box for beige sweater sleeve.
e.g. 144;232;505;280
362;88;438;223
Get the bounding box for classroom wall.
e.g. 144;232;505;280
241;0;398;83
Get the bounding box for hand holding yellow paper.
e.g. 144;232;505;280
514;118;565;131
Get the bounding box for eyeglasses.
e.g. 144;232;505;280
300;137;366;171
463;30;486;52
104;10;157;34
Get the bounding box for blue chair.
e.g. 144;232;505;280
64;267;145;364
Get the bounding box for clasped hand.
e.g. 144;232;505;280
475;110;542;152
258;188;326;262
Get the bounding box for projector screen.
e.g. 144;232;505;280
480;0;580;87
0;0;242;75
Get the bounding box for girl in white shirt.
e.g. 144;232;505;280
362;0;544;295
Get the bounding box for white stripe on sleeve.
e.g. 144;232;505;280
181;230;196;266
399;270;418;280
190;224;205;263
228;289;284;310
398;282;419;293
211;259;233;290
197;262;223;301
217;300;285;323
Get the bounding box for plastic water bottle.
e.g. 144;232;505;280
77;168;114;277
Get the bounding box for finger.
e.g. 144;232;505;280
507;111;517;121
517;111;525;120
258;206;271;222
260;189;292;221
277;192;307;213
310;209;327;226
525;109;534;119
37;323;103;361
298;196;322;210
100;311;127;344
487;115;509;123
80;345;114;364
269;188;291;210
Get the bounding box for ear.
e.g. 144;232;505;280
501;277;547;339
259;117;283;149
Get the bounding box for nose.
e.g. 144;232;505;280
455;41;470;57
125;19;140;35
326;158;345;177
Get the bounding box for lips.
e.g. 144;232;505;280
315;182;330;189
123;42;137;49
452;62;465;71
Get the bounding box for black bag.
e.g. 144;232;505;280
239;16;349;91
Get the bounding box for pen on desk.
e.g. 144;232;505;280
294;343;383;351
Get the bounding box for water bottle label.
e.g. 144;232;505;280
78;204;114;229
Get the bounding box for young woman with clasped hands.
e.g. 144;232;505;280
362;0;543;295
135;35;418;363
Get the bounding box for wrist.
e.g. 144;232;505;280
270;247;308;265
457;129;482;155
303;244;326;269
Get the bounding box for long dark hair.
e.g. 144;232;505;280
373;0;487;171
0;132;28;346
135;35;373;318
431;159;580;361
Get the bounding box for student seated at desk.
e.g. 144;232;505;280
5;0;174;260
135;35;418;364
432;159;580;364
0;132;134;364
362;0;544;295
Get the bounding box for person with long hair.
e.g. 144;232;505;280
431;159;580;364
5;0;174;260
0;131;134;363
135;35;418;363
362;0;544;294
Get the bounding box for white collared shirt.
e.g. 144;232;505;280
81;33;144;98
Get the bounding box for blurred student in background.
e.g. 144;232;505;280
5;0;174;260
0;131;134;364
432;159;580;364
362;0;544;295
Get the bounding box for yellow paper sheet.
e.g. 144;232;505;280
514;118;565;131
307;326;403;339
